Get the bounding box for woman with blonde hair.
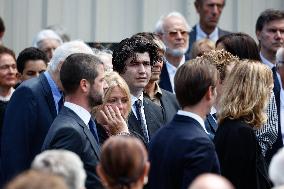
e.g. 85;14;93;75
92;71;132;143
214;60;273;189
96;136;150;189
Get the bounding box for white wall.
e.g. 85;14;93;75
0;0;283;54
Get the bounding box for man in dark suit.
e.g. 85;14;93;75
187;0;230;59
1;41;94;184
113;35;165;145
155;12;191;93
148;59;220;189
42;53;108;189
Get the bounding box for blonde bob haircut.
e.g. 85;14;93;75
92;71;131;120
218;60;273;128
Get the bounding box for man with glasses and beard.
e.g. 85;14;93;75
42;53;108;189
155;12;190;93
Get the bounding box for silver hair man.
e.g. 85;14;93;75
32;150;87;189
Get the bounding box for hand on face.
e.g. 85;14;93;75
99;105;129;136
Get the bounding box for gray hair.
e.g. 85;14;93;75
33;29;63;48
269;147;284;186
154;11;190;34
31;150;87;189
48;40;94;73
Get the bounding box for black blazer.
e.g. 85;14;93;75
214;118;272;189
148;114;220;189
186;25;231;60
160;89;180;124
42;106;103;189
266;69;283;164
1;73;57;183
127;98;164;145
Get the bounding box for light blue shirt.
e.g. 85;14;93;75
177;110;209;134
44;71;62;113
196;23;219;42
260;52;275;69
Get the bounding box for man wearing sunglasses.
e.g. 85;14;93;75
155;12;190;93
187;0;230;59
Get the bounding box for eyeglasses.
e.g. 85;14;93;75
163;30;189;38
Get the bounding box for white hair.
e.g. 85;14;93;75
33;29;63;48
154;11;191;34
48;40;94;73
269;147;284;186
32;149;87;189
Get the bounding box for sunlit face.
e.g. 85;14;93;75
0;54;18;88
256;19;284;55
88;64;108;107
120;52;151;95
105;86;130;119
20;60;47;81
196;0;225;30
38;39;61;61
161;16;189;57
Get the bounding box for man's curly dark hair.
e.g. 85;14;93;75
112;35;160;74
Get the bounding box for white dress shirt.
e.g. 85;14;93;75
165;56;185;93
276;72;284;143
177;110;209;134
64;101;91;127
260;52;275;69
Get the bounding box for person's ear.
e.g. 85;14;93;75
206;86;217;101
141;162;150;185
80;79;89;93
96;165;109;188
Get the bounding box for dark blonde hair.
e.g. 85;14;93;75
218;60;273;128
99;136;148;189
190;38;215;59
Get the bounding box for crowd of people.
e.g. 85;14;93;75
0;0;284;189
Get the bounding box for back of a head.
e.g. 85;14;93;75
216;32;260;61
174;59;218;108
48;40;94;73
190;39;215;59
98;136;148;189
32;150;86;189
188;173;234;189
269;147;284;186
218;60;273;128
60;53;102;95
4;170;68;189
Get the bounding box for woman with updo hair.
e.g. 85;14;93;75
96;136;150;189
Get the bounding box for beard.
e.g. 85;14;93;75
88;90;103;107
166;45;189;57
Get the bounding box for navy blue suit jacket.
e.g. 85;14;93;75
186;25;231;60
266;69;283;164
159;62;173;92
42;106;103;189
148;114;220;189
1;74;57;183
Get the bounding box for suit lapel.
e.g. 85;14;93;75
159;63;172;92
40;74;57;118
143;99;161;136
128;111;148;144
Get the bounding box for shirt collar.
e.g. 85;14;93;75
177;110;208;134
0;88;15;102
44;71;62;99
260;52;275;69
64;101;91;126
196;23;219;42
131;94;144;107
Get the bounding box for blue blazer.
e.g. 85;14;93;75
186;25;231;60
1;74;57;183
148;114;220;189
159;62;173;92
42;106;103;189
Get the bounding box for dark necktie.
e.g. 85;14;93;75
57;94;64;113
135;99;149;142
88;118;99;143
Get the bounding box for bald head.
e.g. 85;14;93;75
188;174;234;189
